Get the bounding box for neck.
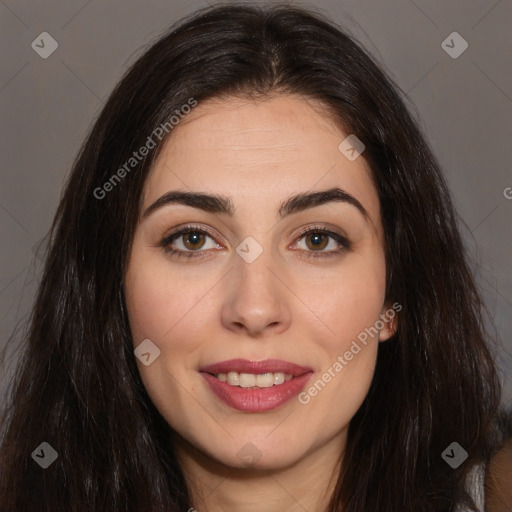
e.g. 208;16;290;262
173;431;346;512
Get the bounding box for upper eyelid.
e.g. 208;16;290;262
163;224;347;248
164;224;218;242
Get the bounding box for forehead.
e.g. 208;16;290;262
143;94;380;227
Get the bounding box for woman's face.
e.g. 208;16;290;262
124;94;395;471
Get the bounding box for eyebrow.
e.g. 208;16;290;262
142;186;369;222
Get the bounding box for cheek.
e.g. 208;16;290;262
124;253;212;347
293;246;385;413
297;274;384;423
124;254;212;419
326;283;385;350
297;246;387;350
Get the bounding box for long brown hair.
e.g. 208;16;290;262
0;4;506;511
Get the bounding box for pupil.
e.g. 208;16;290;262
186;232;203;248
307;232;327;251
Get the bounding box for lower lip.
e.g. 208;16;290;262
201;372;314;412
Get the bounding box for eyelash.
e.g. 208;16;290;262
160;224;352;261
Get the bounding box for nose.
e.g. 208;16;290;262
220;246;292;338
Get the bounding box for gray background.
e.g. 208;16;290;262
1;0;511;411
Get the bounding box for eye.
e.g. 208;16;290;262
293;225;351;259
159;223;351;261
160;224;220;261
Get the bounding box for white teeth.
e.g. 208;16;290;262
256;373;275;388
227;371;239;386
239;373;256;387
273;372;285;385
215;371;293;387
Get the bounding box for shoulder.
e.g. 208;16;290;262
485;437;512;511
454;439;512;512
454;463;486;512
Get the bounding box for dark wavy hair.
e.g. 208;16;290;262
0;3;506;511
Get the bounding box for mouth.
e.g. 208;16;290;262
199;359;314;412
207;371;295;388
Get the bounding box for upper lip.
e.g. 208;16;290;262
199;359;313;377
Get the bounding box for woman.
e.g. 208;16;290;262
0;4;508;511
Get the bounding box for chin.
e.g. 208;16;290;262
197;434;311;471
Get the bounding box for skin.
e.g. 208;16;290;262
485;437;512;511
124;94;397;512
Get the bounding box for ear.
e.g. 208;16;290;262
378;302;400;342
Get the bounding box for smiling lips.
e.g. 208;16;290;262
199;359;314;412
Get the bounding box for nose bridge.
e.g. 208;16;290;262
238;242;274;293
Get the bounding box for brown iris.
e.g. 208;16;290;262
305;232;328;251
182;232;206;250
